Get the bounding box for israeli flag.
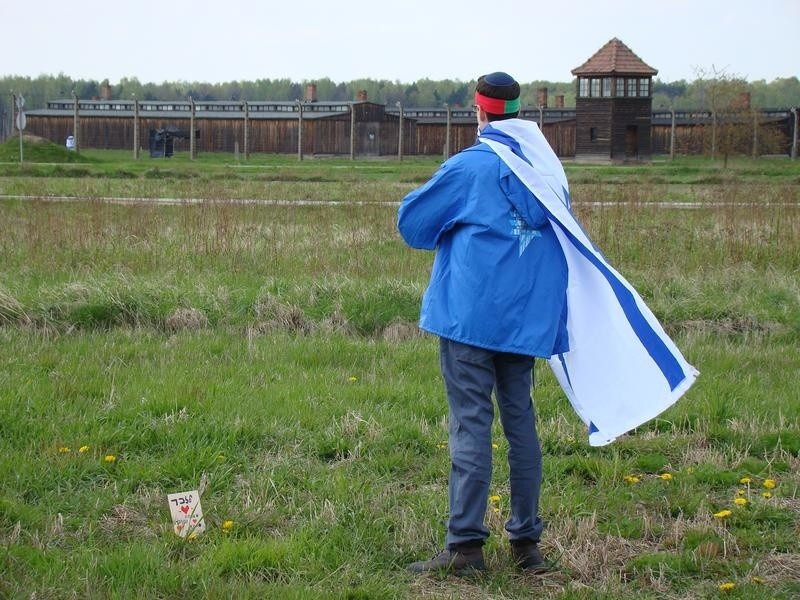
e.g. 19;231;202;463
480;120;698;446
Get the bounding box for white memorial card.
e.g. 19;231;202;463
167;490;206;537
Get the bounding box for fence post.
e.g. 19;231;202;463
670;108;676;160
752;109;758;158
710;110;717;160
133;95;140;159
9;91;15;149
792;107;798;160
12;92;23;163
189;97;196;160
350;103;356;160
297;100;304;161
444;103;451;159
72;90;80;153
396;101;403;160
243;101;249;161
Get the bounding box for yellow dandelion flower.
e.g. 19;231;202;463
762;491;772;499
187;533;198;541
436;442;447;449
713;509;732;518
104;455;117;463
58;447;71;454
658;473;673;481
718;582;736;592
492;507;500;513
78;445;90;453
347;376;357;383
686;466;695;474
489;495;501;503
623;475;640;484
216;454;225;461
492;443;499;449
739;476;752;485
751;576;765;584
221;520;234;532
733;497;748;507
736;489;745;496
763;479;776;489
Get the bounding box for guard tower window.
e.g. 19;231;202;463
639;78;650;97
579;78;589;97
591;78;601;97
616;78;625;97
602;78;612;97
627;78;638;97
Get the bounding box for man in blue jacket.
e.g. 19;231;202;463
398;72;567;574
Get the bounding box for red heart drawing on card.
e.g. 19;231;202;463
180;505;190;514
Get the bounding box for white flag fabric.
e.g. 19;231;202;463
479;119;698;446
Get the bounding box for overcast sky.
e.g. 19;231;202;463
2;0;797;85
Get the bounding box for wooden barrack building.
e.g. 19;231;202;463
20;39;799;160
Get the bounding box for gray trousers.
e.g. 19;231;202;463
440;337;544;548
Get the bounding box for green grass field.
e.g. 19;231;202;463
1;142;799;598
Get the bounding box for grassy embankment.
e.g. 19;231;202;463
1;140;799;598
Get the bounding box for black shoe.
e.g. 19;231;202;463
407;545;486;575
510;539;547;572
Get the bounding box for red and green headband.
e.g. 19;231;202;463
475;91;520;114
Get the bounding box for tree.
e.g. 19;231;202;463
692;67;752;165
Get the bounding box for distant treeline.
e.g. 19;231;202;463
1;74;798;116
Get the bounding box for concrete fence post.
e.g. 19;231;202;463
297;100;304;161
72;90;80;153
350;103;356;160
752;109;759;158
444;103;451;159
133;95;140;159
670;108;676;160
189;97;196;160
791;107;798;160
9;92;15;147
396;101;404;160
243;101;250;160
711;110;717;160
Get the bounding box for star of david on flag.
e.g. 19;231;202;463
510;209;541;256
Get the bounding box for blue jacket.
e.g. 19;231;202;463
398;141;569;358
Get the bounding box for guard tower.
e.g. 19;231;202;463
572;38;657;162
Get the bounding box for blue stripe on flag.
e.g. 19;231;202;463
551;218;685;390
484;131;686;390
479;129;533;167
558;353;574;389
